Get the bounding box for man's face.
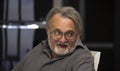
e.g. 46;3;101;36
47;14;80;56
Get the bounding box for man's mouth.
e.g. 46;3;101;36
57;44;68;48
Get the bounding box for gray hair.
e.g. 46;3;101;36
46;7;84;39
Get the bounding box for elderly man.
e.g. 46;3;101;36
12;7;95;71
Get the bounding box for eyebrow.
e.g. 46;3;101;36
53;28;75;33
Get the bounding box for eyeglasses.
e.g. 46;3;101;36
50;29;77;41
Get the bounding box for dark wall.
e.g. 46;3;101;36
0;29;2;71
33;29;47;47
0;0;4;70
85;0;114;71
114;0;120;71
85;0;114;43
63;0;80;12
0;0;4;21
34;0;53;21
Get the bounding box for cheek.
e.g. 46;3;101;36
69;41;76;47
69;38;79;48
49;39;57;48
47;33;55;47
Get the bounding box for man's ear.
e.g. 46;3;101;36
78;34;81;40
46;28;49;35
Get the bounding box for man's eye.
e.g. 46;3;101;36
54;31;61;36
66;32;74;37
67;33;73;37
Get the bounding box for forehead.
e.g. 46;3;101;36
49;14;77;32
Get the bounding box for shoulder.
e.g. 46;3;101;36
70;40;94;62
70;45;94;66
70;45;94;71
12;40;48;70
24;40;47;58
73;45;93;59
19;40;48;63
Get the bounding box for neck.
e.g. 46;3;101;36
51;52;58;59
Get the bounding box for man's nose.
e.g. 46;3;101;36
59;35;67;42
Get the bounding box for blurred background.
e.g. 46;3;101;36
0;0;120;71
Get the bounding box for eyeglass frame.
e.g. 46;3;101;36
49;29;78;41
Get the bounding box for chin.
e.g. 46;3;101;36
53;45;76;56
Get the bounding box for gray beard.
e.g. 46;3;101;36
48;38;79;56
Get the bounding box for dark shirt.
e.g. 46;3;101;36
12;40;95;71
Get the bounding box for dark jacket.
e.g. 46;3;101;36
12;40;95;71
